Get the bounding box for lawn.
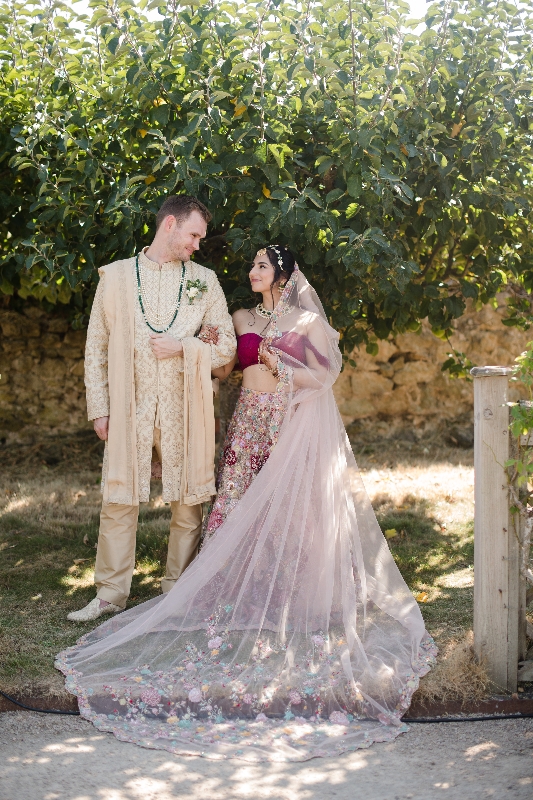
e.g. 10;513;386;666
0;428;486;704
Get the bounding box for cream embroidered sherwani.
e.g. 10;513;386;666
84;249;236;605
86;250;236;501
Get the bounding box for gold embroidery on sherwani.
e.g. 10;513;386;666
84;251;236;504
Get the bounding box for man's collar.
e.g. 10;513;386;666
138;247;186;271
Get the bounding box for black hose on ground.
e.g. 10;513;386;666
0;690;80;715
2;689;533;722
405;712;533;723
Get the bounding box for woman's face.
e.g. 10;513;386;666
249;252;276;293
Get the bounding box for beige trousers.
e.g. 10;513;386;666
94;427;203;608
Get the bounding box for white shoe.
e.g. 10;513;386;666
67;598;122;622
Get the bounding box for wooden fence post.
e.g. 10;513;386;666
471;366;524;691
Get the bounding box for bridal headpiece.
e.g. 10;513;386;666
256;245;284;271
256;245;299;288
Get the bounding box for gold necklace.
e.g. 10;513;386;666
256;302;291;319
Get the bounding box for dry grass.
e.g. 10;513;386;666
0;429;492;705
352;446;490;702
413;631;491;707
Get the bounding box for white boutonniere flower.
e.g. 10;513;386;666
186;279;208;304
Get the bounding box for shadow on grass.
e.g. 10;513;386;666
0;483;172;689
375;493;474;638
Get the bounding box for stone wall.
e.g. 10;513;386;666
333;296;531;438
0;295;531;444
0;307;87;442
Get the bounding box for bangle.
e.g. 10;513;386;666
274;358;293;390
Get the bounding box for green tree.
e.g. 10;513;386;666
1;0;532;355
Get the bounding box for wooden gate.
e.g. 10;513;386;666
471;366;531;690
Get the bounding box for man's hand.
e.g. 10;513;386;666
149;332;184;359
94;416;109;441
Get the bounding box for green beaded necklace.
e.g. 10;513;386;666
136;254;186;334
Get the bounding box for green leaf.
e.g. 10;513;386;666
303;188;323;208
107;36;120;55
188;90;204;103
126;65;140;84
326;189;344;204
347;176;362;199
316;156;334;174
268;144;284;168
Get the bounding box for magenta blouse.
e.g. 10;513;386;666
236;331;329;371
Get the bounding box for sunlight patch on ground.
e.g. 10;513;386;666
1;495;31;514
60;568;95;594
360;462;474;515
361;461;474;560
149;495;169;509
43;743;96;753
437;566;474;589
464;741;499;760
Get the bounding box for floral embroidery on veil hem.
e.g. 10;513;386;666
55;633;436;763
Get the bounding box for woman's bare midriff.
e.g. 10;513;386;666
241;363;280;392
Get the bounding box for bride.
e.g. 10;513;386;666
56;245;436;762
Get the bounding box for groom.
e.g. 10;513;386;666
68;195;236;622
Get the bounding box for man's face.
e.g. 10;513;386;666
166;210;208;261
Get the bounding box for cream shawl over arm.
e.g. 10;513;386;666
180;337;216;505
100;260;139;506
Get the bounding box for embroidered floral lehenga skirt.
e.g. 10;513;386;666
204;388;290;538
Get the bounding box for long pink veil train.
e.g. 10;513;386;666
56;266;436;762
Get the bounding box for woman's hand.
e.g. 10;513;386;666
198;324;219;345
258;340;280;374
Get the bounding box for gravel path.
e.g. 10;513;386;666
1;712;532;800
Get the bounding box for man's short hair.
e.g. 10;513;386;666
155;195;212;230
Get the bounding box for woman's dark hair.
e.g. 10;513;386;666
264;245;296;286
250;245;297;331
